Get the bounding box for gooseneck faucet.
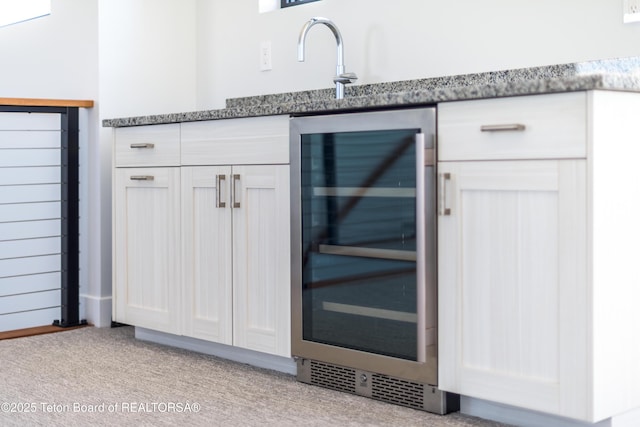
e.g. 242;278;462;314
297;17;357;100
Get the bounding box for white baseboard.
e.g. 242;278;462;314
610;407;640;427
461;396;623;427
81;294;112;327
135;327;297;376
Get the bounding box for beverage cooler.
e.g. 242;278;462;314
289;108;458;414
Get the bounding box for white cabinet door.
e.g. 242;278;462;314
232;165;291;357
113;167;181;334
182;164;291;357
181;166;233;344
438;159;589;418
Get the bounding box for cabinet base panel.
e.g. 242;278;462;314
134;327;296;375
296;358;459;415
461;397;640;427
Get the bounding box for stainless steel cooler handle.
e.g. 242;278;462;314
438;173;451;216
415;133;427;364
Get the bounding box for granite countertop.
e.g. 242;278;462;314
103;57;640;128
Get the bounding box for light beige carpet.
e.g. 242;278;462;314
0;326;509;426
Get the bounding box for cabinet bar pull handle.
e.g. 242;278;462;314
232;174;241;208
216;174;226;208
130;175;154;181
480;124;526;132
438;173;451;216
130;143;155;149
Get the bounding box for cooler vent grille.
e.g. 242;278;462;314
371;374;424;409
309;360;356;393
297;358;455;414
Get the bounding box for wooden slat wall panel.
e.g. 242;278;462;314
0;149;61;167
0;237;61;259
0;255;61;278
0;202;60;222
1;308;61;332
0;112;62;331
0;113;60;130
0;166;60;185
0;273;61;297
0;290;61;314
0;220;60;240
0;184;61;203
0;130;61;148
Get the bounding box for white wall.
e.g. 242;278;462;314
196;0;640;109
98;0;197;120
0;0;98;101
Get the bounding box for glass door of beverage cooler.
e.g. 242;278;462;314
291;108;437;385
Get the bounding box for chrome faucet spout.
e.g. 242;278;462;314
297;17;357;100
298;17;344;72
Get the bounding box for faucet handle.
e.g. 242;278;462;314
334;72;358;85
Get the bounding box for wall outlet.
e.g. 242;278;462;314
624;0;640;22
260;40;272;71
